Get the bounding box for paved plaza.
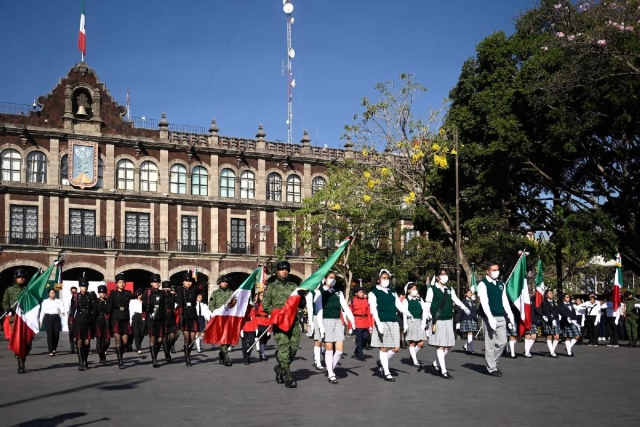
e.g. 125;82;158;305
0;332;636;426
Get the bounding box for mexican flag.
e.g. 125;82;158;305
78;1;86;56
506;252;531;337
4;268;43;340
270;237;351;331
535;259;545;308
471;266;478;294
613;253;623;311
203;266;262;345
9;262;57;358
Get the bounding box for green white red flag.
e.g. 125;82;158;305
9;262;58;358
506;251;531;337
203;266;262;345
78;1;86;56
613;253;623;311
535;259;545;308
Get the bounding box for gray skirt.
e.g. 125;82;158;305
429;318;455;347
323;318;345;342
371;321;400;348
405;318;427;342
313;317;322;341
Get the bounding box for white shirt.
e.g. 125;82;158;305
402;295;428;326
129;299;142;322
40;298;66;321
424;284;467;323
574;303;587;316
477;276;515;324
585;301;602;322
368;285;411;326
195;301;211;320
315;286;355;329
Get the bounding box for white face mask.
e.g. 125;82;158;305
471;295;476;301
490;271;500;280
327;278;336;287
380;279;390;288
410;289;418;297
439;275;449;285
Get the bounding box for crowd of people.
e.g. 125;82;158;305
3;262;639;386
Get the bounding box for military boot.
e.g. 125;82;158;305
150;345;159;368
184;346;192;367
224;352;233;367
274;364;285;384
115;347;125;369
219;350;225;365
283;365;297;388
77;349;85;371
83;345;90;370
163;341;172;362
17;357;26;374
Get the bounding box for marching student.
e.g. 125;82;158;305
402;282;427;367
505;300;519;359
558;293;580;357
316;271;355;384
240;300;258;365
425;269;470;380
129;289;147;355
584;294;601;346
523;292;541;358
541;289;561;358
194;293;211;353
72;277;97;371
573;297;587;345
305;281;325;371
107;273;136;369
94;285;111;364
368;269;413;382
254;292;271;361
349;286;373;361
456;288;478;355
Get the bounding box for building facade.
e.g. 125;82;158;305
0;62;356;298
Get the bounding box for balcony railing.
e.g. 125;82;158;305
0;232;56;246
108;238;168;251
60;234;107;249
273;245;302;257
227;242;253;255
175;240;207;253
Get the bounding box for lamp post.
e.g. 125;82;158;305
454;128;461;296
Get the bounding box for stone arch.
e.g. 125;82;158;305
114;154;137;165
189;161;212;175
0;259;47;272
137;155;160;168
118;263;160;277
218;267;255;276
23;146;52;159
63;262;106;278
284;170;303;182
1;144;25;157
168;265;211;279
218;163;239;175
265;168;284;178
168;159;189;170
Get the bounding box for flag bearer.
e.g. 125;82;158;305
4;269;28;373
209;275;234;366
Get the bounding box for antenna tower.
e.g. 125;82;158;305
283;1;296;144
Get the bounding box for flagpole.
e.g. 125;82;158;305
504;251;526;285
247;325;272;353
0;302;19;321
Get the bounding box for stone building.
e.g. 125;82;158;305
0;62;355;298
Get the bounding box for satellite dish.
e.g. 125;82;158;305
283;2;293;13
288;48;296;59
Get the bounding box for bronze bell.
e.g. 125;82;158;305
76;105;88;118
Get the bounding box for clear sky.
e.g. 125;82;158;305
0;0;535;147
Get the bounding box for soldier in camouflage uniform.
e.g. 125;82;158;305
3;269;29;373
263;260;303;388
208;275;234;366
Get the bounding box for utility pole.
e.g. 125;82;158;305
455;128;461;296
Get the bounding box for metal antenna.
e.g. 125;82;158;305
283;1;296;144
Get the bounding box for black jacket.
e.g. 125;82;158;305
558;302;578;326
106;289;136;321
456;298;478;322
541;299;559;323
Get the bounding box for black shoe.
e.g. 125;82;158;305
549;353;558;358
284;380;298;388
274;365;285;384
357;355;367;361
163;342;172;362
225;358;233;367
440;372;454;380
116;347;125;369
432;362;441;373
83;346;90;370
260;354;267;362
383;375;395;382
315;364;327;371
328;376;338;384
150;346;159;368
567;353;575;357
17;358;26;374
489;370;502;377
244;358;250;365
376;360;383;374
524;353;533;358
77;351;85;371
413;362;423;368
509;354;517;359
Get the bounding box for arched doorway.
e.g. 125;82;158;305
119;268;157;290
168;271;210;300
63;267;104;282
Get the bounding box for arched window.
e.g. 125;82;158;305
26;151;47;184
170;164;187;194
220;168;235;198
286;175;301;203
267;172;282;201
191;166;208;196
116;159;135;190
240;170;255;199
1;149;21;182
60;154;69;185
311;176;326;195
139;161;158;192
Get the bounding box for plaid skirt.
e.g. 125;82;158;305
526;323;539;336
429;319;455;347
562;322;581;338
460;319;478;333
323;318;345;342
507;323;519;337
111;319;132;335
371;321;400;348
405;318;427;342
543;323;562;336
313;317;322;341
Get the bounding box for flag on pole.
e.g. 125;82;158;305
191;267;199;281
9;262;57;358
203;266;262;345
471;266;478;294
506;251;531;337
270;237;351;331
2;316;12;340
535;259;545;308
78;1;86;57
613;253;623;311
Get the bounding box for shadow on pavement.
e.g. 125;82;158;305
460;363;491;375
10;411;112;427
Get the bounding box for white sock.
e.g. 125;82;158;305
468;336;474;352
568;338;577;354
387;349;396;360
325;350;335;378
379;350;390;375
509;340;515;356
314;346;322;367
546;339;553;354
436;348;447;374
195;337;201;351
552;340;559;354
259;343;265;355
565;340;572;354
524;339;532;355
409;346;418;364
333;350;342;369
443;348;449;357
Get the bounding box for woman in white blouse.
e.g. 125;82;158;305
40;289;66;356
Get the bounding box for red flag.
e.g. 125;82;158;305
3;316;12;340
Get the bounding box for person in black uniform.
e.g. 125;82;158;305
176;272;201;367
163;281;178;362
68;286;78;354
107;273;136;369
70;277;96;371
94;285;111;363
143;274;169;368
541;289;561;358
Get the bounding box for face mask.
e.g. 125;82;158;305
410;289;418;297
490;271;500;280
439;275;449;285
380;279;390;288
327;278;336;287
471;295;476;301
